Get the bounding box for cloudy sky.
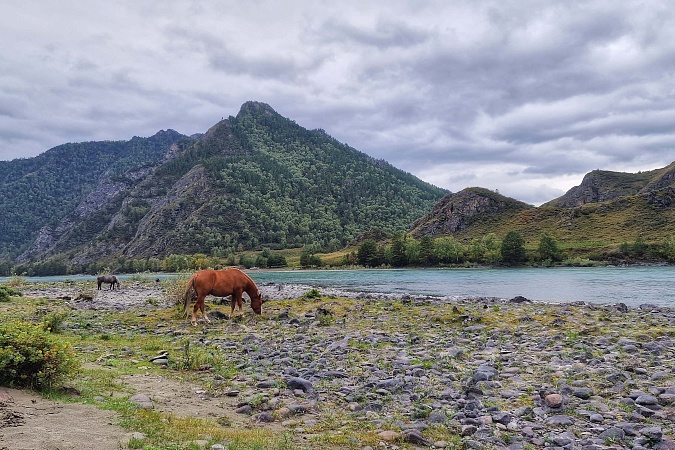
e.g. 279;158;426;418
2;1;674;205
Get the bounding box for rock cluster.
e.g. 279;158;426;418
167;293;675;449
33;281;675;448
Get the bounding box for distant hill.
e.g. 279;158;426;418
1;101;447;267
543;162;675;208
410;187;532;237
410;163;675;253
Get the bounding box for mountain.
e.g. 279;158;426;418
410;187;532;237
1;101;447;267
410;163;675;252
0;130;193;260
543;162;675;208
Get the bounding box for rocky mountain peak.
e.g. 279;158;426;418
410;187;531;237
238;101;277;117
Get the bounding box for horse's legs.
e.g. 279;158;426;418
201;297;211;324
191;296;201;325
229;291;243;319
192;294;211;326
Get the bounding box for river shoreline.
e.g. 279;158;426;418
5;264;675;308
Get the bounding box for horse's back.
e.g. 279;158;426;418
194;268;250;296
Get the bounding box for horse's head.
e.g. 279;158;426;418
251;293;263;315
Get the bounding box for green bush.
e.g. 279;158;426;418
303;288;321;299
0;320;80;389
41;311;69;333
0;285;22;302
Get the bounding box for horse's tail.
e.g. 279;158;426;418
182;275;197;317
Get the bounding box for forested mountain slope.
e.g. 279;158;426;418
2;101;447;267
0;130;190;259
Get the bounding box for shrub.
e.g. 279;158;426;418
303;288;321;299
0;320;80;389
0;285;22;302
41;311;69;333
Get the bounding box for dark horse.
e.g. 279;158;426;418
97;275;119;290
183;268;263;326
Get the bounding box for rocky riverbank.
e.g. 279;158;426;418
11;281;675;449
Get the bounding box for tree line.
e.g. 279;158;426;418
352;232;675;268
3;232;674;277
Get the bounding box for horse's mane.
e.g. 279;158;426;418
235;268;259;296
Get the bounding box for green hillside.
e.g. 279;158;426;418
410;176;675;262
1;102;447;268
0;130;189;258
111;102;448;259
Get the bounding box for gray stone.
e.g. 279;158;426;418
129;393;153;410
235;405;253;415
428;410;447;424
598;427;625;440
461;425;477;436
251;412;274;423
286;376;313;392
572;387;594;399
641;426;663;442
635;394;659;405
589;413;604;423
545;415;574;426
492;412;511;425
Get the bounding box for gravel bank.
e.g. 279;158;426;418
19;281;675;449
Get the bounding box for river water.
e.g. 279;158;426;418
4;266;673;308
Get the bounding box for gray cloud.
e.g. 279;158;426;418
1;0;674;205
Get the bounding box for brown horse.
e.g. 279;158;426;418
183;268;263;325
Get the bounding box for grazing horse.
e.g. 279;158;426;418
183;268;263;326
97;275;119;290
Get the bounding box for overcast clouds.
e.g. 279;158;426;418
1;1;674;205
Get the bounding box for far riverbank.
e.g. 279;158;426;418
3;265;674;308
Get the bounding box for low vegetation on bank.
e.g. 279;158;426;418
4;230;674;278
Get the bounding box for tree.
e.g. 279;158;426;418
390;234;407;267
537;233;561;263
482;233;500;264
661;236;675;262
419;235;435;265
632;236;647;258
405;238;421;265
435;236;464;264
357;240;378;267
501;231;526;265
469;238;485;263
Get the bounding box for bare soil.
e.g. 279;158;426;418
0;365;279;450
0;386;126;450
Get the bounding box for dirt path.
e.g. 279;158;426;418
0;388;128;450
0;366;287;450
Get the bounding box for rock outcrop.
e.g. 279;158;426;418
410;187;532;237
